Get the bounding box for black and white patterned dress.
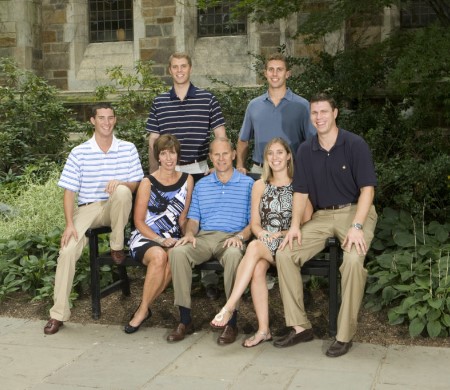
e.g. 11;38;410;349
259;182;293;256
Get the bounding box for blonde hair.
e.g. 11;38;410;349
168;52;192;67
261;137;294;183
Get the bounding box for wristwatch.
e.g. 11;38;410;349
235;234;244;241
351;223;363;230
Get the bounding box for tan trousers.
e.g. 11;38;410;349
50;185;132;321
169;231;244;309
276;205;377;342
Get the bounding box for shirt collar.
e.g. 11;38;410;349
89;135;119;153
312;128;344;151
264;88;293;103
209;168;241;184
169;83;197;100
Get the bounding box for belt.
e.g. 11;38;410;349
78;202;94;207
178;159;206;166
253;161;263;167
317;203;356;210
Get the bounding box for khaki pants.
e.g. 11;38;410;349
50;185;132;321
169;231;245;308
276;205;377;342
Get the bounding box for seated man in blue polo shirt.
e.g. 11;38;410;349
275;93;378;357
168;137;254;345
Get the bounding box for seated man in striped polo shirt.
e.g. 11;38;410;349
168;138;254;345
43;103;144;335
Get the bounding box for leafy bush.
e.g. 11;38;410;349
0;58;82;174
365;208;450;337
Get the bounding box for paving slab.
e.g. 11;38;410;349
1;316;449;390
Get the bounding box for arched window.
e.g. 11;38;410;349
198;1;247;37
89;0;133;42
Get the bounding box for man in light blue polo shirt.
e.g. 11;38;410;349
168;138;254;345
43;103;144;335
236;53;316;174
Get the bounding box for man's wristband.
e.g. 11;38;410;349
351;223;363;230
235;234;244;241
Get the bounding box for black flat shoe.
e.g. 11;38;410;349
124;307;152;334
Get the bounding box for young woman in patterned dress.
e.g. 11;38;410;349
211;137;313;347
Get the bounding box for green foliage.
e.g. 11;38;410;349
0;58;82;174
366;208;450;338
95;60;167;172
0;162;65;240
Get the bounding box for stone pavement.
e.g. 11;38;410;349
1;316;449;389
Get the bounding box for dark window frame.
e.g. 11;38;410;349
89;0;133;43
198;1;247;37
400;0;438;28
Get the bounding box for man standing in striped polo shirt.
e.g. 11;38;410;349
146;52;226;176
167;138;254;345
43;103;144;335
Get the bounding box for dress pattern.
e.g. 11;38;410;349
129;173;188;256
259;182;293;256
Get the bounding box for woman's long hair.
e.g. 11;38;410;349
261;137;294;183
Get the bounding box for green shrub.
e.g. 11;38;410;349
0;58;82;174
366;208;450;338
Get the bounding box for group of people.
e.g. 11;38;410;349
43;52;377;358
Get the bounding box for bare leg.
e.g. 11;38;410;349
129;247;171;327
243;259;272;347
211;240;273;327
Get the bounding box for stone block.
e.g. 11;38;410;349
144;0;174;7
49;78;68;90
43;9;66;25
139;37;160;49
156;17;173;24
0;35;16;47
54;70;67;78
42;30;56;43
260;32;281;47
140;49;157;61
146;25;162;37
161;6;176;17
44;53;68;70
161;25;173;36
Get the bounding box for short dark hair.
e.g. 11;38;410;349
310;92;337;110
153;134;181;163
265;53;290;71
91;102;115;118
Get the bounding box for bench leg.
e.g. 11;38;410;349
118;265;131;296
89;235;101;320
328;244;339;337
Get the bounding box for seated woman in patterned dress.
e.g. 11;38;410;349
210;137;312;347
125;134;194;334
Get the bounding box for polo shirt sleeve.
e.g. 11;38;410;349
126;144;144;182
239;103;254;141
57;150;81;193
187;185;201;222
145;101;159;135
351;138;377;188
210;95;225;130
292;144;309;194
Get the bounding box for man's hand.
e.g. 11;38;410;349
223;235;244;249
105;180;122;195
60;224;78;248
236;167;247;175
279;226;302;251
175;234;196;248
343;228;367;255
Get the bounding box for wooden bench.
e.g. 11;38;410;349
85;227;342;336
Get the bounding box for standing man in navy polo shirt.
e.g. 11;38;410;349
146;52;226;175
275;93;378;357
236;53;316;174
167;138;254;345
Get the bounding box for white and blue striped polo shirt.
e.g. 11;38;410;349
58;136;144;205
146;83;225;164
188;169;254;233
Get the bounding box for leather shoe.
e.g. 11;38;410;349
217;324;238;345
111;249;126;265
44;318;63;335
326;340;353;357
124;307;152;334
167;322;194;342
273;328;314;348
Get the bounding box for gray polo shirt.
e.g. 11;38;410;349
239;88;316;163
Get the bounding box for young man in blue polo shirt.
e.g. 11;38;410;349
236;53;316;174
43;103;144;335
275;93;378;357
168;138;254;345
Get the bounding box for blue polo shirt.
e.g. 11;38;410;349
239;88;316;163
293;129;377;209
188;169;253;233
146;83;225;164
